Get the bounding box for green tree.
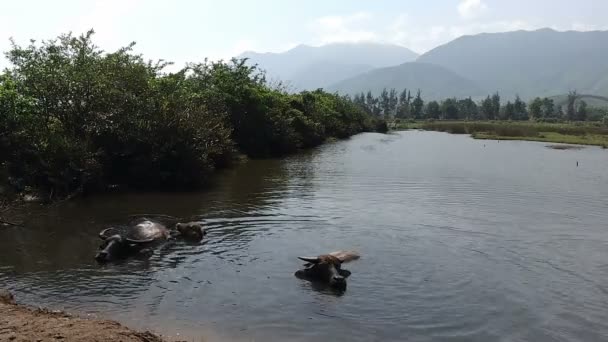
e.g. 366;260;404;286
529;97;543;119
577;100;588;121
457;97;478;120
380;88;390;118
557;106;565;119
399;88;408;105
441;98;459;120
502;101;515;120
366;91;380;117
396;88;411;118
426;101;440;119
513;95;528;120
411;89;424;119
480;96;494;120
566;90;577;121
491;92;501;120
542;97;555;118
388;88;398;118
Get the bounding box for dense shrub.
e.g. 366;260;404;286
0;31;381;200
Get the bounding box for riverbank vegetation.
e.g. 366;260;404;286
353;88;608;122
352;87;608;146
398;121;608;147
0;31;384;202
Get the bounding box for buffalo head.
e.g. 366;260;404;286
175;221;206;242
95;227;157;263
294;251;360;291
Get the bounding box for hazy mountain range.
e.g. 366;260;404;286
328;62;483;100
238;28;608;101
418;28;608;100
238;42;418;90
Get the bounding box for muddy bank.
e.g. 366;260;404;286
0;290;167;342
546;144;585;150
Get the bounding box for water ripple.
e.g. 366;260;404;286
2;131;608;341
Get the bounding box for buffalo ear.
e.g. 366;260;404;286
298;256;320;264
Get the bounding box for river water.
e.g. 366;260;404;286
1;131;608;342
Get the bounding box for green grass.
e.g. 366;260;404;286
474;132;608;147
393;120;608;147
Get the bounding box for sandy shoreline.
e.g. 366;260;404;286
0;290;169;342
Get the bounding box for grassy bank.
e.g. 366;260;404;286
0;31;386;202
394;120;608;147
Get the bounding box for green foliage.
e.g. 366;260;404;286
440;98;459;120
411;90;424;119
566;90;577;121
388;88;398;118
542;98;555;118
0;31;377;200
419;121;608;144
501;101;515;120
457;97;478;120
529;97;544;119
379;88;390;118
425;101;440;120
491;92;501;118
576;100;588;121
396;88;411;118
513;95;528;120
480;96;494;120
359;86;600;126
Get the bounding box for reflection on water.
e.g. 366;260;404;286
1;131;608;342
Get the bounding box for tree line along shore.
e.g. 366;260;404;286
0;30;387;203
353;88;608;122
351;87;608;147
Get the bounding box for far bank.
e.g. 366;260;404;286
393;120;608;147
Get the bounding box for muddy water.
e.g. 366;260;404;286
1;131;608;341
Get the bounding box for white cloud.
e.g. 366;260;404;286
309;11;536;54
569;22;608;31
458;0;488;20
310;12;377;44
384;13;534;53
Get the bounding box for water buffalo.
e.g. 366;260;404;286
295;250;360;291
95;218;205;263
175;221;206;241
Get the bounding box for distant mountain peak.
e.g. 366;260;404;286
237;41;419;91
417;29;608;99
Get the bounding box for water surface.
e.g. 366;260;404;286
1;131;608;341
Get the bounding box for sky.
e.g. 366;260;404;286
1;0;607;70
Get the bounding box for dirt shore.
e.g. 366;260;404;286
0;290;167;342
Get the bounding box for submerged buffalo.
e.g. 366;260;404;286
95;218;205;263
295;250;360;291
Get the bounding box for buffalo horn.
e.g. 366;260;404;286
99;228;119;240
297;256;320;264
